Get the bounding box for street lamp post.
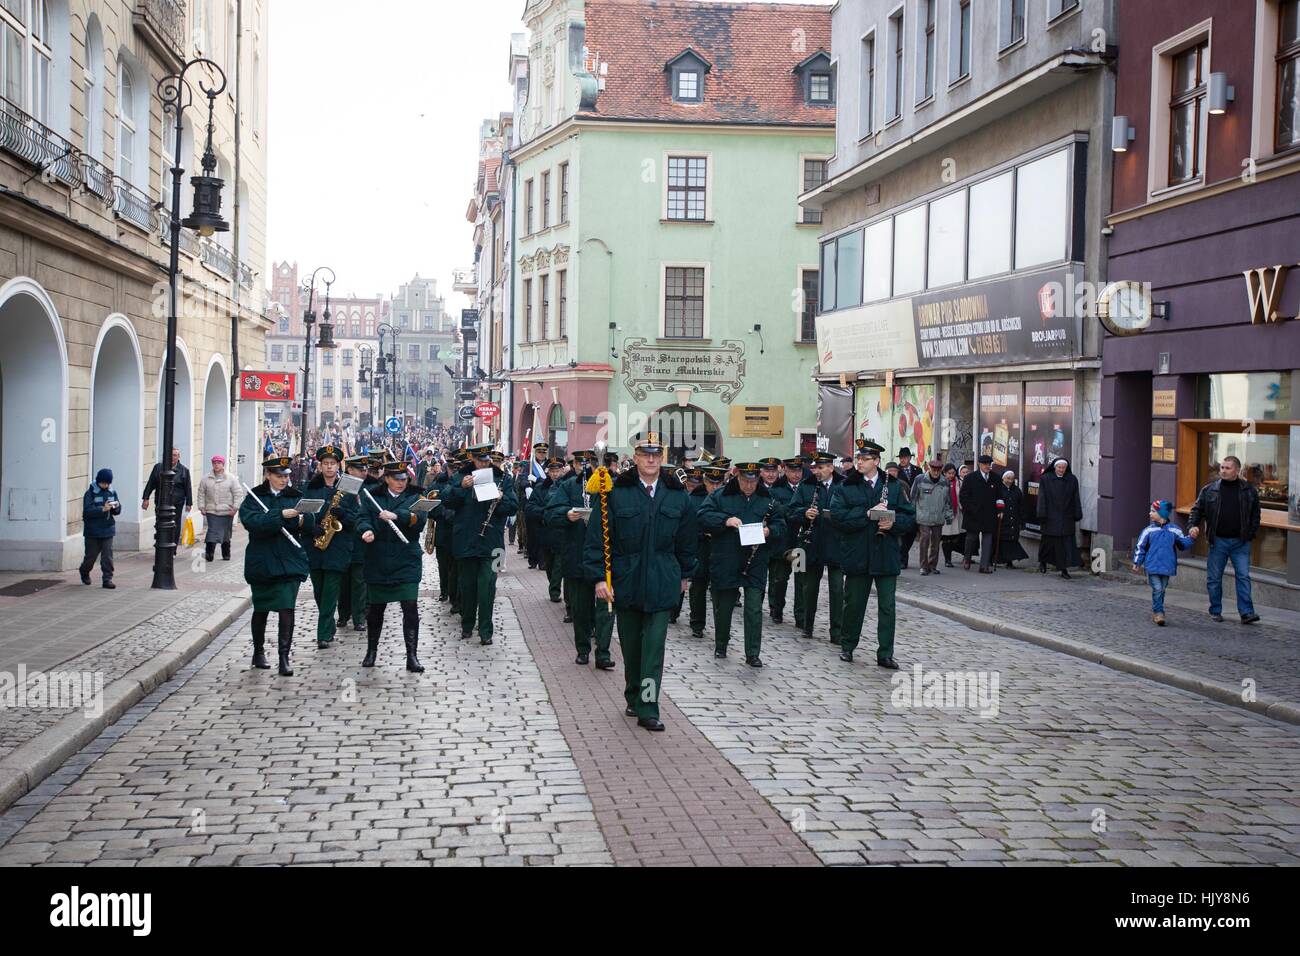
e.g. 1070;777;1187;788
298;267;336;462
358;345;374;441
377;322;400;424
152;58;230;591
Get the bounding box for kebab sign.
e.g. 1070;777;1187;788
239;371;296;403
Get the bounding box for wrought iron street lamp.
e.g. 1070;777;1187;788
377;322;400;423
152;58;229;591
298;266;336;459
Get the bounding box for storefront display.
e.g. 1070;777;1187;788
854;383;937;465
977;383;1022;478
1024;380;1074;525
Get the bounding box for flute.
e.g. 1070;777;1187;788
239;481;303;549
363;487;411;544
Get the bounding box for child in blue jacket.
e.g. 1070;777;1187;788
1133;499;1194;626
80;468;122;589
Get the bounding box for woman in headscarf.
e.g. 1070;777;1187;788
939;463;966;569
1037;457;1082;578
998;470;1030;568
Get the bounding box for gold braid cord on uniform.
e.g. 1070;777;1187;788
586;466;615;610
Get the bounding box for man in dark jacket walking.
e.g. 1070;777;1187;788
1188;455;1262;624
80;469;122;589
545;450;615;669
142;447;192;547
959;455;1004;573
896;448;922;569
791;452;844;643
583;434;696;732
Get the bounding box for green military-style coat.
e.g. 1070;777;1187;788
582;467;697;613
303;473;359;573
789;473;843;567
543;473;592;579
239;483;314;587
696;479;788;590
356;486;428;595
687;484;716;582
525;476;563;554
440;466;519;560
432;471;456;549
766;474;807;556
828;469;917;577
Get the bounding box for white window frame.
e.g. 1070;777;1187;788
916;0;936;106
949;0;972;86
1146;20;1214;202
676;69;699;101
83;14;104;160
1249;0;1300;162
999;0;1028;55
798;152;831;223
659;261;711;339
796;263;819;343
1046;0;1082;26
859;28;877;140
115;58;140;186
2;0;53;122
886;5;905;124
662;150;713;222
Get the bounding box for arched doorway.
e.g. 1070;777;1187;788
547;402;568;459
90;317;143;544
156;340;194;476
644;404;720;465
0;278;69;569
202;356;230;468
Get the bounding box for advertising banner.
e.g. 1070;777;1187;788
816;300;918;375
977;383;1022;479
855;384;937;466
1024;380;1074;526
239;371;296;403
816;385;854;461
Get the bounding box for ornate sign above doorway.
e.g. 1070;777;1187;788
620;338;746;404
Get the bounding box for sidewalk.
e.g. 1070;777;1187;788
893;558;1300;716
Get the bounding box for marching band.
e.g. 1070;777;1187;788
238;433;912;733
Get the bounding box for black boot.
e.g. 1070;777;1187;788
362;605;381;667
404;628;424;673
251;611;271;670
221;541;231;561
277;611;294;677
204;542;215;562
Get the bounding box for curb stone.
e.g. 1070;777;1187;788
0;594;251;813
894;592;1300;727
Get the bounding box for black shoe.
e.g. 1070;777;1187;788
691;631;704;640
461;630;473;640
317;639;330;649
362;633;378;668
204;553;214;563
1060;570;1071;579
771;611;784;624
1241;613;1261;625
637;718;665;732
278;652;293;677
624;707;636;717
746;657;763;668
480;636;493;646
438;593;449;602
252;647;270;670
1208;612;1224;623
79;570;91;585
714;648;726;659
920;569;932;576
828;637;839;645
277;619;294;677
839;651;853;663
877;657;899;670
102;581;116;589
932;568;941;575
563;613;573;623
550;596;562;604
945;561;954;568
575;653;589;665
596;659;615;670
1039;566;1047;574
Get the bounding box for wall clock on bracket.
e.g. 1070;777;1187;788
1097;280;1153;336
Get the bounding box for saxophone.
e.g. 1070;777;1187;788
423;490;439;555
315;483;346;551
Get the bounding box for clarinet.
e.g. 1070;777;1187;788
479;476;505;537
742;498;776;575
800;483;823;548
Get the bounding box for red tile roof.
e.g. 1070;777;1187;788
581;0;834;126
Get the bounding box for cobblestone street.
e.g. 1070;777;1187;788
0;556;1296;867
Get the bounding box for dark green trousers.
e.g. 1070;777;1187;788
803;563;844;641
615;608;669;720
841;573;897;661
713;586;764;659
545;549;563;602
768;556;803;622
566;577;614;662
338;563;367;628
457;557;497;638
688;577;709;636
436;542;458;607
309;569;343;644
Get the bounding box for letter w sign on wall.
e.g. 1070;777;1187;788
1243;265;1293;324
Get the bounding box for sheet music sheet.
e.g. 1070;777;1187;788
296;499;326;515
739;523;765;546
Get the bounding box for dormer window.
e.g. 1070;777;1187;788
794;50;835;107
666;49;710;103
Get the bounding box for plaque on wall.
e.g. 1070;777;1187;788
620;338;746;403
1151;420;1177;463
1152;389;1177;417
729;405;784;438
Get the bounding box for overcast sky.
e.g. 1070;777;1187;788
266;0;827;312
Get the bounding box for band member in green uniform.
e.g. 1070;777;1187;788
337;455;371;632
527;457;566;603
357;461;429;672
365;452;386;489
434;449;464;614
305;445;358;649
522;442;550;569
791;451;845;643
686;465;726;639
583;434;697;732
670;466;702;623
697;463;787;667
757;457;791;626
768;456;809;626
240;455;315;676
441;444;519;645
831;439;916;667
545;450;616;669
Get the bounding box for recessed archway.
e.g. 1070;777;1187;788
0;277;69;569
156;339;194;477
89;316;144;543
644;404;721;464
202;354;230;469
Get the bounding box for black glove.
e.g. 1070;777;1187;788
313;522;328;538
329;506;344;519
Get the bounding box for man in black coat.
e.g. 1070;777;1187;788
896;448;922;569
958;455;1004;573
1037;457;1083;578
142;447;193;547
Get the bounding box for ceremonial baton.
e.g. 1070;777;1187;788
363;486;411;544
239;481;303;549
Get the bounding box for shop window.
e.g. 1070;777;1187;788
1187;430;1291;574
835;229;863;308
864;218;893;301
927;188;966;288
893;205;926;295
967;171;1013;279
1196;372;1293;421
1014;149;1069;269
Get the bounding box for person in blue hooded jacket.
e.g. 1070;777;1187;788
80;469;122;589
1133;499;1194;627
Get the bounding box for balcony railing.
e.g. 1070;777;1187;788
201;237;236;276
133;0;187;70
0;96;82;188
113;179;157;232
81;154;113;200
